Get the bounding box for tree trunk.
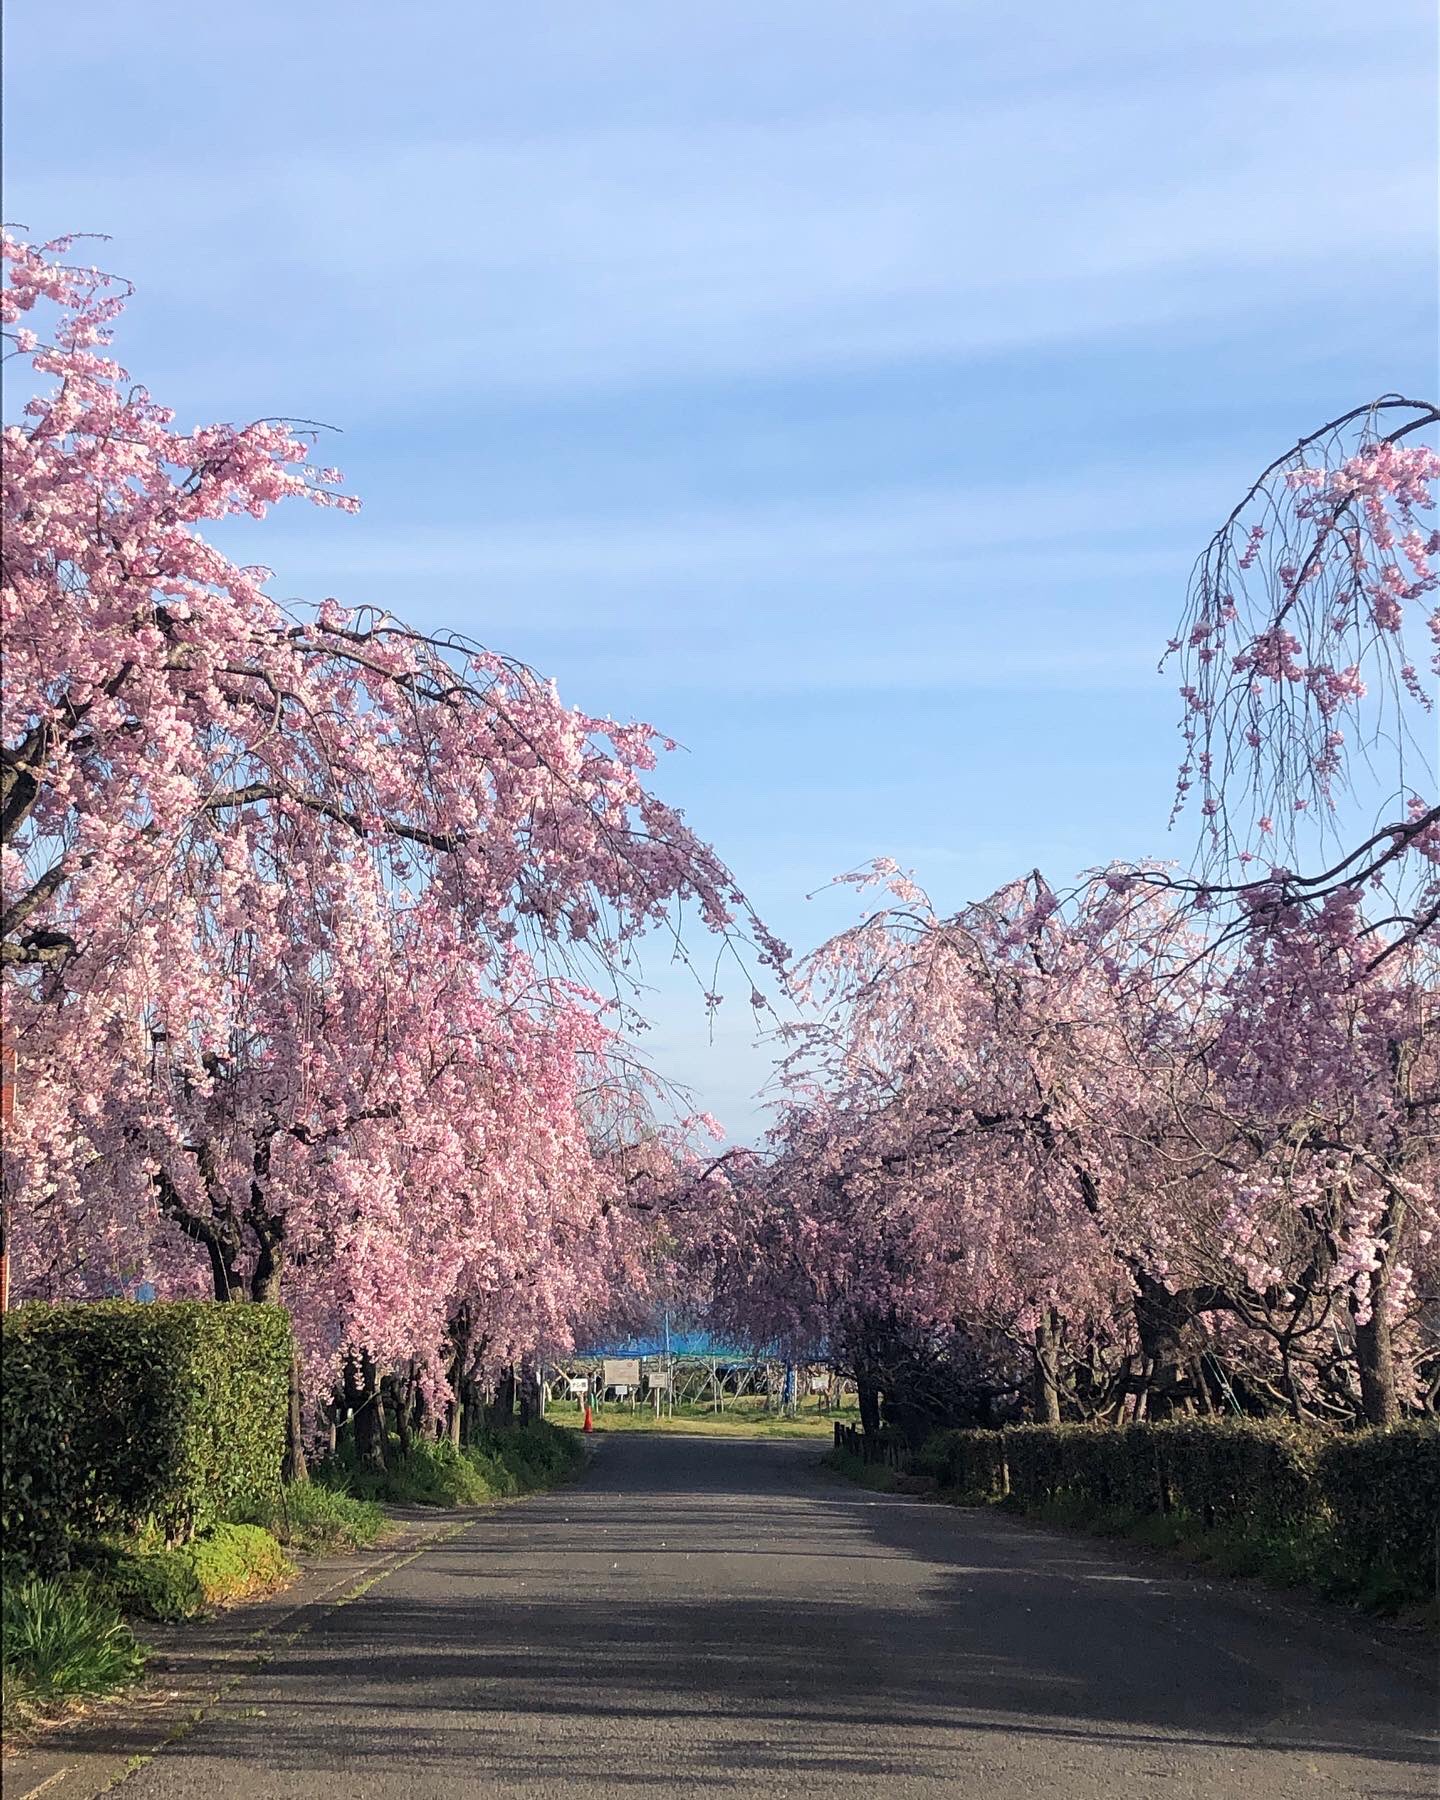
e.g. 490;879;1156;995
206;1235;241;1301
408;1367;428;1441
1354;1301;1400;1427
387;1373;413;1454
1031;1313;1062;1424
369;1355;389;1442
856;1371;881;1437
1353;1185;1404;1427
494;1364;518;1429
1132;1275;1225;1417
245;1244;307;1480
152;1162;240;1299
446;1307;472;1448
346;1355;387;1472
518;1360;540;1426
249;1235;282;1304
282;1343;309;1483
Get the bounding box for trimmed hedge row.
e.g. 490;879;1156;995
912;1417;1439;1595
2;1301;291;1574
913;1425;1008;1495
1004;1419;1317;1530
1319;1422;1440;1595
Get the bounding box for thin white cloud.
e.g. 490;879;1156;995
13;52;1431;408
250;453;1218;598
239;463;1210;693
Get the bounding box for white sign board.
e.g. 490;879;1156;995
645;1368;672;1391
809;1374;829;1393
603;1358;641;1387
567;1376;589;1397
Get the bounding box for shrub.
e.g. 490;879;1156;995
476;1421;584;1492
1318;1422;1440;1600
463;1442;520;1497
913;1427;1008;1499
823;1447;900;1492
1151;1419;1319;1529
1;1575;146;1719
84;1523;295;1622
329;1438;496;1508
2;1301;292;1575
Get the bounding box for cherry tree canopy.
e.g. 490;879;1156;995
2;234;778;1429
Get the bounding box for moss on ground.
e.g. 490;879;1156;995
81;1522;296;1622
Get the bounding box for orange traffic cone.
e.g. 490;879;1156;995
582;1402;594;1434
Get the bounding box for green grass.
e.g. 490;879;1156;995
553;1401;856;1440
1;1575;147;1734
821;1447;903;1490
317;1420;586;1509
1013;1493;1432;1615
78;1522;296;1622
352;1440;496;1507
232;1479;394;1556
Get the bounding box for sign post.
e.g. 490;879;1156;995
644;1362;671;1419
597;1353;637;1396
663;1309;673;1419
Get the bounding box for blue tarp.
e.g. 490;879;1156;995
574;1330;757;1360
575;1328;826;1362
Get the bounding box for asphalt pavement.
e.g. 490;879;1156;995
108;1433;1436;1798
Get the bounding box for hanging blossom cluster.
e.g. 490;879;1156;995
1166;398;1439;928
1;234;779;1429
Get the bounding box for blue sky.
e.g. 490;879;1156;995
8;2;1437;1138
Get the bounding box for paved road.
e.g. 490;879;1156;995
119;1434;1434;1798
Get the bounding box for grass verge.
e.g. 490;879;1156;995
77;1522;297;1622
821;1447;903;1491
317;1418;585;1508
1;1575;147;1737
234;1479;394;1556
1010;1493;1434;1621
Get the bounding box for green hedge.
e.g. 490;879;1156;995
2;1301;291;1574
912;1426;1008;1497
908;1417;1439;1604
1002;1419;1318;1529
1318;1422;1440;1595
